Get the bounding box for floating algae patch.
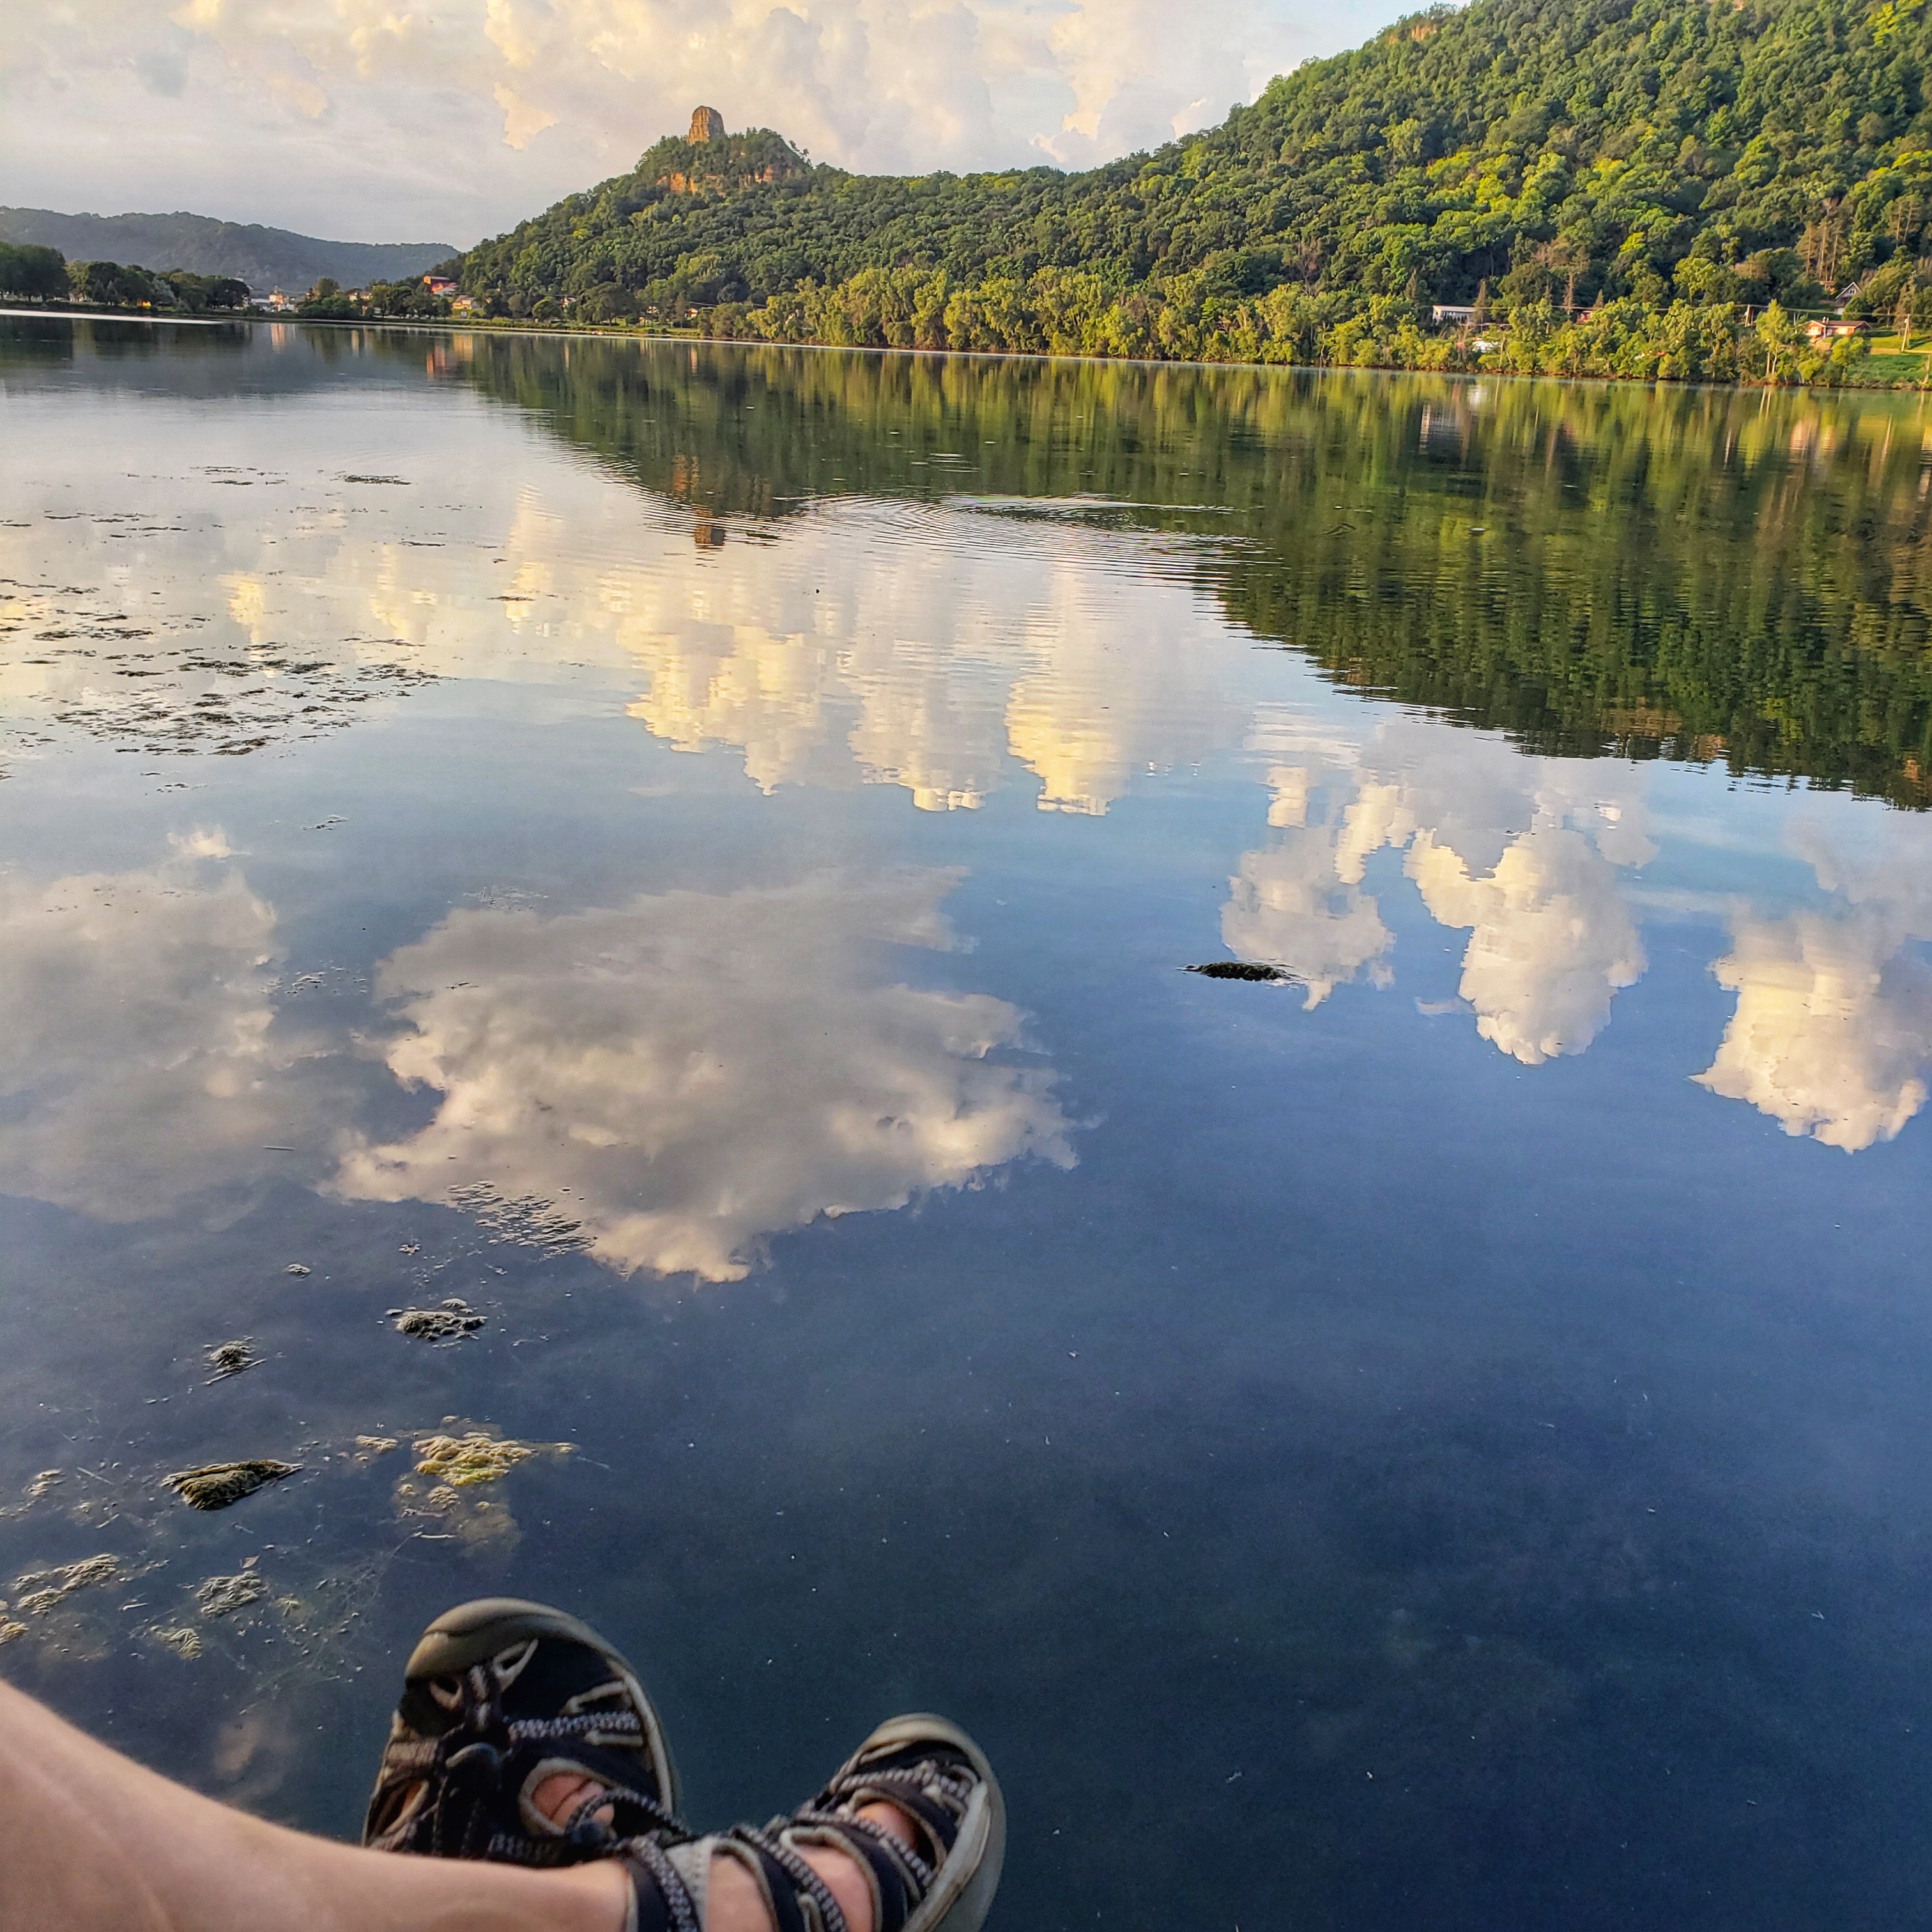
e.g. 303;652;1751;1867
194;1570;267;1620
351;1436;399;1464
0;1469;66;1523
417;1483;520;1552
164;1459;299;1511
1184;960;1302;984
395;1430;573;1556
411;1432;567;1486
148;1623;203;1660
12;1552;121;1614
204;1340;259;1383
391;1298;486;1340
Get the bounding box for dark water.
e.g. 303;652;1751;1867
3;315;1932;1928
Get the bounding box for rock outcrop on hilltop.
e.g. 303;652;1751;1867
688;106;725;143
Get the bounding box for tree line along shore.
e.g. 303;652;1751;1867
0;244;456;321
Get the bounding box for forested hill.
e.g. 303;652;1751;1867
455;0;1932;379
0;209;452;295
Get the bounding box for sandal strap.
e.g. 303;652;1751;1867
724;1824;852;1932
783;1815;922;1931
556;1781;681;1845
618;1836;702;1932
822;1770;966;1860
509;1712;644;1744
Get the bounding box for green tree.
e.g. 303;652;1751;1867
0;243;68;301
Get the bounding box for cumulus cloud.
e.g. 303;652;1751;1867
599;500;1245;816
1694;831;1932;1151
0;1;1386;241
335;872;1074;1281
1407;824;1646;1066
0;851;336;1219
1218;711;1655;1060
1222;835;1394;1008
0;415;1247;814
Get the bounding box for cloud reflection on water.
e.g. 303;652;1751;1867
335;871;1074;1281
613;502;1242;816
1694;831;1932;1151
1225;711;1655;1064
0;849;335;1219
5;404;1931;1183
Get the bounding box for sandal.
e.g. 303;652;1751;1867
362;1595;685;1865
615;1713;1004;1932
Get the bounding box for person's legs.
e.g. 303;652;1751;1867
0;1671;627;1931
0;1673;924;1932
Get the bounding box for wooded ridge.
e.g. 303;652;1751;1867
450;0;1932;381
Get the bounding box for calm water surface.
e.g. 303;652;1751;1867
3;317;1932;1928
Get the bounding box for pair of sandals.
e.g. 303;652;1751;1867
362;1597;1004;1932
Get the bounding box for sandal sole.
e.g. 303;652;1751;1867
854;1713;1005;1932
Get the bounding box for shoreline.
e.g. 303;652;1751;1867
4;303;1924;395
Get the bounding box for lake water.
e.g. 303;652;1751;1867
3;316;1931;1928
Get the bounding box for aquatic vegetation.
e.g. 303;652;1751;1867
391;1298;486;1340
203;1339;258;1382
164;1459;299;1511
194;1571;266;1620
391;1430;573;1556
148;1623;202;1660
12;1552;120;1614
447;1181;590;1257
411;1432;560;1487
351;1436;399;1463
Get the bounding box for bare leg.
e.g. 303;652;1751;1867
0;1675;918;1932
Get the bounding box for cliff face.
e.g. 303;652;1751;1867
640;122;811;196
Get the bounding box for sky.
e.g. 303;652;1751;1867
0;1;1409;248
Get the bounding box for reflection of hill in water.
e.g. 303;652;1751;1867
0;315;425;401
438;335;1932;810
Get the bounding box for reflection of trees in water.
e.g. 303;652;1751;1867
440;335;1932;809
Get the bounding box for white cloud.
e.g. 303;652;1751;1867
0;852;337;1219
1222;831;1394;1008
0;413;1245;815
1407;824;1646;1066
1218;714;1655;1060
1694;831;1932;1151
167;826;241;861
335;871;1074;1281
0;1;1401;242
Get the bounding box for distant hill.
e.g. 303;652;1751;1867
453;0;1932;381
0;208;455;295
